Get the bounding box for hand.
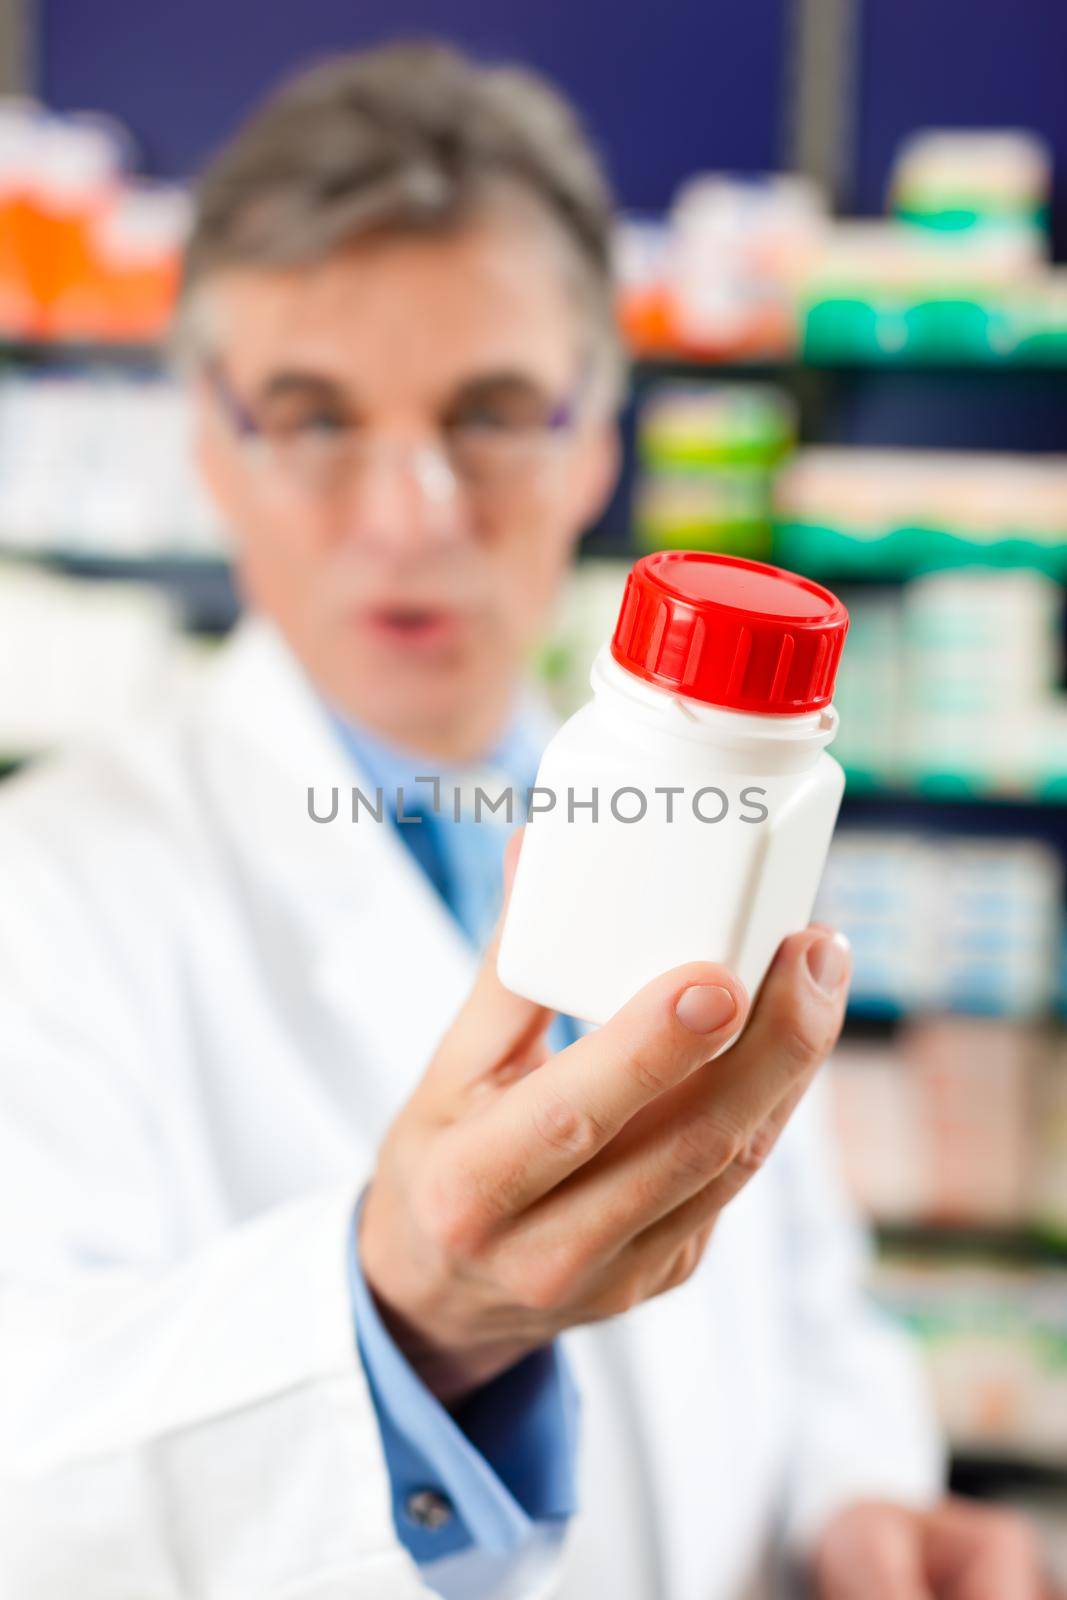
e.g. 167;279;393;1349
811;1496;1052;1600
360;829;851;1404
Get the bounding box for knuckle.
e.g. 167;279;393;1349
779;1017;832;1074
985;1509;1038;1565
666;1235;704;1289
603;1273;646;1318
671;1110;742;1180
530;1087;607;1163
417;1165;489;1259
511;1250;581;1313
733;1118;779;1177
624;1045;675;1098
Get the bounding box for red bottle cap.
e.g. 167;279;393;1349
610;551;849;715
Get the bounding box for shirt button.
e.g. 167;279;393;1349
404;1488;455;1531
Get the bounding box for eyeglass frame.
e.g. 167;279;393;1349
200;354;592;505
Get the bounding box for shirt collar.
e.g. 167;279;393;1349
326;682;555;801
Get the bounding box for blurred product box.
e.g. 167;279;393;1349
615;127;1066;366
0;372;225;558
870;1257;1067;1463
662;174;825;360
890;130;1052;245
832;1017;1040;1226
0;562;189;755
638;382;795;469
810;567;1067;797
616;174;827;360
797;221;1043;365
831;1035;925;1222
0;99;186;341
909;1018;1036;1223
1031;1034;1067;1241
1011;268;1067;364
899;569;1062;793
832;1012;1067;1237
633;382;795;557
774;448;1067;579
776;460;1067;793
817;832;935;1013
817;833;1062;1017
614;215;673;355
544;559;1067;799
822;592;903;785
534;559;629;717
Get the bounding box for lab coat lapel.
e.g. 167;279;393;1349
198;614;481;1119
198;620;669;1597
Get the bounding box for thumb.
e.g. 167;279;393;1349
814;1506;933;1600
433;826;555;1087
500;825;524;906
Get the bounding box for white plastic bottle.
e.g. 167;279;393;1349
497;550;850;1024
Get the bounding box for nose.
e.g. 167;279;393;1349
345;442;466;552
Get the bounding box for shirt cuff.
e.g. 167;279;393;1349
347;1202;580;1566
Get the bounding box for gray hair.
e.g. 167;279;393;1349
178;39;625;400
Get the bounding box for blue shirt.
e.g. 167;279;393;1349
331;699;581;1569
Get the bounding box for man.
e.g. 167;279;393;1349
0;40;1046;1600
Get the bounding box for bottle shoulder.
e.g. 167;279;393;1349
759;750;845;834
538;696;844;781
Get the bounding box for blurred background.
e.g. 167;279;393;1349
2;0;1067;1569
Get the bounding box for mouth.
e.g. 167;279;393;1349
360;604;464;652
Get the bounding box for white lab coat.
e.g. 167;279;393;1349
0;616;943;1600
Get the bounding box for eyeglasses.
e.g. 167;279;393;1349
204;359;587;507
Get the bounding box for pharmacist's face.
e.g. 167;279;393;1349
192;212;618;754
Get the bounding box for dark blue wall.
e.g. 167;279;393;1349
855;0;1067;254
38;0;1067;467
37;0;786;207
39;0;1067;250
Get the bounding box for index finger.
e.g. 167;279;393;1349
426;827;556;1097
441;958;749;1224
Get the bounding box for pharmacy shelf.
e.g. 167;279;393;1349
633;351;1067;378
0;336;162;367
0;742;1064;852
838;787;1067;865
3;335;1066;377
1;547;226;572
6;336;1064;583
0;538;1058;628
875;1222;1067;1265
575;539;1067;590
12;339;780;374
3;548;1067;816
0;547;237;635
4;548;230;582
840;784;1067;821
950;1452;1067;1496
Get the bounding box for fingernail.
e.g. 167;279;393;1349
675;984;737;1035
805;931;851;998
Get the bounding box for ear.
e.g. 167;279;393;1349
568;416;623;547
188;373;217;478
188;373;239;512
183;378;248;580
